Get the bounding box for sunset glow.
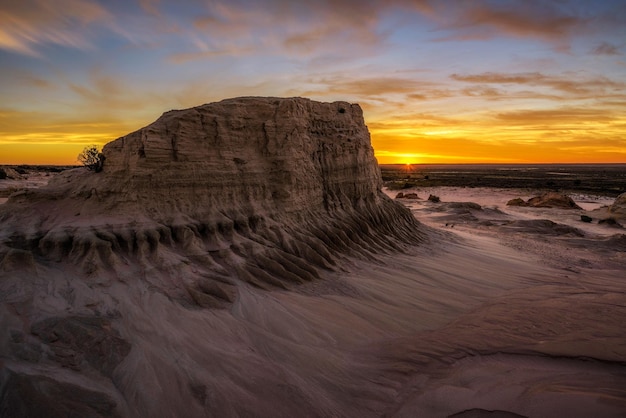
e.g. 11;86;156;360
1;1;625;165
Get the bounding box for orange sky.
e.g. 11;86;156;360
1;1;625;165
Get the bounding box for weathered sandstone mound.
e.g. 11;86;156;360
0;167;22;180
1;97;424;301
0;97;426;416
507;192;581;209
608;192;626;218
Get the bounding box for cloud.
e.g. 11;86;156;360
591;41;621;56
167;47;254;64
494;107;621;125
139;0;161;16
0;0;113;56
180;0;454;64
65;69;174;124
460;86;503;98
448;2;584;41
318;76;424;97
10;71;54;89
451;71;626;99
186;1;394;61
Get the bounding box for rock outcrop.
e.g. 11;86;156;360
0;97;426;416
0;167;22;180
506;192;582;209
608;192;626;219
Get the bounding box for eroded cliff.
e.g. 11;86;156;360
0;97;425;417
1;97;423;303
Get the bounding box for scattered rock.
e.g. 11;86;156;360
395;192;419;199
507;192;581;209
428;194;440;203
506;198;527;207
447;202;482;211
599;217;623;228
502;219;584;236
580;215;593;223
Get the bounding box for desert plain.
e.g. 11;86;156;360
0;98;625;418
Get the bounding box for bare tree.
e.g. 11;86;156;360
77;145;105;172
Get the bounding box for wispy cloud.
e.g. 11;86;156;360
183;0;395;62
167;46;256;64
441;2;585;43
494;107;621;125
591;41;621;56
0;0;113;56
451;71;626;99
138;0;161;16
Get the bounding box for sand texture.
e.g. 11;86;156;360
1;98;625;417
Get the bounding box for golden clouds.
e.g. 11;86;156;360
366;70;626;163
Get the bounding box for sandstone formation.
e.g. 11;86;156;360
0;97;425;416
395;192;419;199
608;192;626;219
506;192;582;209
0;167;22;180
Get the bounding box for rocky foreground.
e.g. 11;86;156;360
1;98;625;418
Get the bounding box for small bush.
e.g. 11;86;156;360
77;145;105;172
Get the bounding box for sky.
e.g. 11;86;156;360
1;0;625;165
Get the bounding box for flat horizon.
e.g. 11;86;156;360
3;161;626;167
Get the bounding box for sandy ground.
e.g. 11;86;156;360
375;187;626;417
1;179;625;417
0;172;52;205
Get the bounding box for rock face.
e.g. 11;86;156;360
0;97;425;417
0;167;22;180
608;192;626;219
507;192;582;209
1;97;423;292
